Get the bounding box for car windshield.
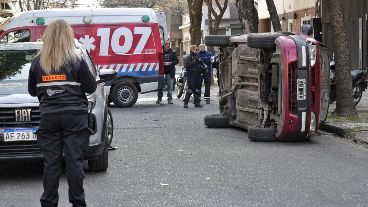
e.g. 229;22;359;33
0;50;38;81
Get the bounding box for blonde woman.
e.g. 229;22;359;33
183;45;204;108
28;19;96;207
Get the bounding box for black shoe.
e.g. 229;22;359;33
194;103;203;107
156;98;162;104
168;98;173;104
184;103;188;108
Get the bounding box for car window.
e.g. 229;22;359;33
1;30;31;43
0;50;37;81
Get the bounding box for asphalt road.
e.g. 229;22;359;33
1;92;368;207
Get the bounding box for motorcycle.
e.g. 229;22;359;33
176;67;187;99
329;60;368;105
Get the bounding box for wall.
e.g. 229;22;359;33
281;7;315;33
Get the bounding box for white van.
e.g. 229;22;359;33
0;8;167;107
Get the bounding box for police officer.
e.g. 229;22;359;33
183;45;204;108
197;44;212;104
156;42;179;104
28;19;96;207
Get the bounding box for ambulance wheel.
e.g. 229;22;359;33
111;81;138;108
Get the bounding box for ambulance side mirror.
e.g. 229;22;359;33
98;69;116;83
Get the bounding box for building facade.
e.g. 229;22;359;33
180;4;242;55
179;13;191;57
257;0;317;33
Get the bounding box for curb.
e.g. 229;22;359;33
319;122;352;138
320;122;368;147
350;134;368;148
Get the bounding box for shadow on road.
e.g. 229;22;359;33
228;125;321;146
0;160;43;179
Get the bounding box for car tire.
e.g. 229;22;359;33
88;140;108;172
204;35;233;47
106;109;114;145
248;128;277;142
110;81;138;108
204;114;230;128
247;33;283;49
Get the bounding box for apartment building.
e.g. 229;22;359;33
257;0;318;33
180;4;242;55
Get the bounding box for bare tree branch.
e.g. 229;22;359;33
204;0;229;34
265;0;281;32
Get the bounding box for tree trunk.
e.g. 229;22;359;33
240;0;258;33
27;0;31;10
187;0;204;45
265;0;282;32
326;0;357;116
214;0;228;34
235;0;245;32
19;0;24;12
208;3;213;35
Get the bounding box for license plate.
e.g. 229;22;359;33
297;79;306;101
3;128;37;142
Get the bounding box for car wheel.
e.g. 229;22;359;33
111;81;138;108
106;109;114;145
248;128;277;142
247;33;284;49
204;35;233;47
88;135;109;172
204;114;230;128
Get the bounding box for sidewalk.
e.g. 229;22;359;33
320;93;368;147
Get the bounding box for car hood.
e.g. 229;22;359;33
0;81;38;104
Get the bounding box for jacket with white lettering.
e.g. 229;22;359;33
28;57;97;115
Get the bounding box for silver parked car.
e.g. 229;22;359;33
0;42;115;172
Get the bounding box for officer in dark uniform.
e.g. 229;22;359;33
157;42;179;104
28;19;96;207
183;45;205;108
197;44;212;104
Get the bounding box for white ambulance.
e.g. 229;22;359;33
0;8;167;107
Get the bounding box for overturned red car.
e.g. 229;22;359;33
204;33;330;141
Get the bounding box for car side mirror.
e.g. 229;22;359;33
98;69;116;83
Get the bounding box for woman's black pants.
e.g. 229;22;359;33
37;112;90;207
